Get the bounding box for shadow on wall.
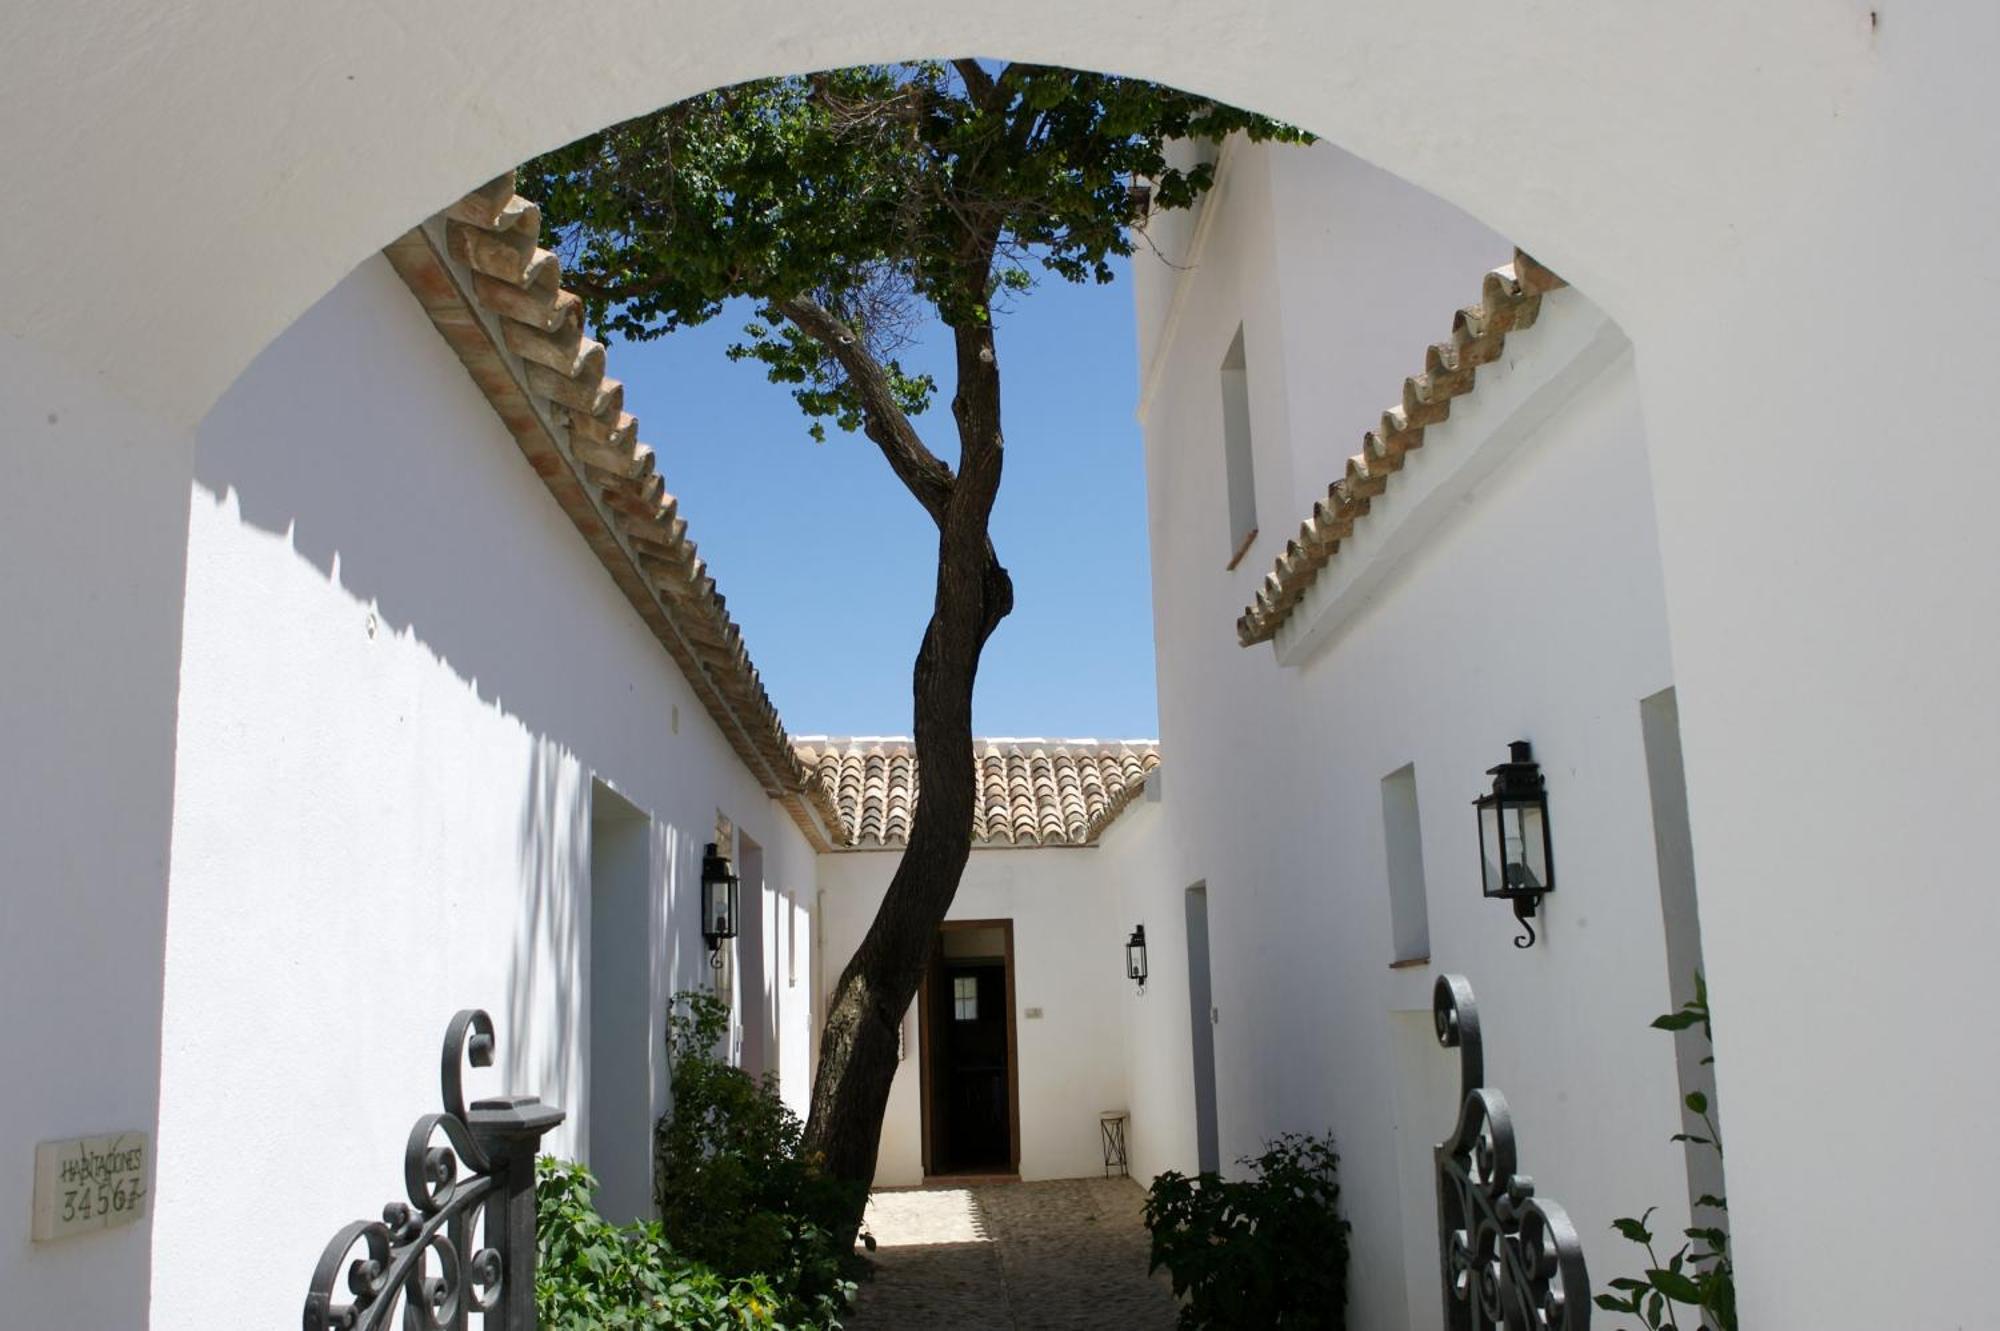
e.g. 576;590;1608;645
191;255;646;751
505;736;588;1119
187;258;714;1131
652;820;707;1125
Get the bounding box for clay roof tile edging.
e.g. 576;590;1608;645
1236;248;1568;647
383;173;846;849
797;737;1162;850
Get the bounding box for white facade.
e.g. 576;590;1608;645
1122;139;1696;1328
4;5;2000;1326
818;840;1140;1187
150;257;817;1329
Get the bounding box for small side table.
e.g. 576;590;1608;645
1100;1109;1130;1177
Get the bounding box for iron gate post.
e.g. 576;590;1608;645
468;1095;566;1330
304;1010;567;1331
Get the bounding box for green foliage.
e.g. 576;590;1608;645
1596;975;1736;1331
1143;1132;1351;1328
521;61;1309;441
536;1157;786;1329
653;991;860;1327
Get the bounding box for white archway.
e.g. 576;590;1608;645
3;4;1997;1327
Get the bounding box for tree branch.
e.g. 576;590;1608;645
774;295;956;525
953;59;1000;111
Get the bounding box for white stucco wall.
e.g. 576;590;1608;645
818;847;1134;1187
775;889;818;1119
0;338;194;1331
1129;141;1690;1329
2;5;1998;1325
150;256;814;1329
734;865;819;1119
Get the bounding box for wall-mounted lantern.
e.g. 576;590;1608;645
1473;740;1555;949
701;842;739;967
1125;925;1149;991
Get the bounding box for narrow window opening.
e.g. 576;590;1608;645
952;974;979;1021
1220;326;1259;566
1381;764;1432;965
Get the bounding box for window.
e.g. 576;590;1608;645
1220;325;1258;566
1380;764;1431;964
952;975;978;1022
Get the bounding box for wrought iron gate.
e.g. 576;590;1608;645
303;1010;565;1330
1433;974;1591;1329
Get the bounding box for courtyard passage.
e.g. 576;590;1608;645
846;1177;1179;1329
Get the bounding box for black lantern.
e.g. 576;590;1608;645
1125;925;1148;991
701;842;739;966
1473;740;1555;949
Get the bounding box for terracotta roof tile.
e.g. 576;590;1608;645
1236;249;1567;646
795;738;1162;849
381;174;844;849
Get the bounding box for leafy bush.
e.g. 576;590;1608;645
536;1157;783;1330
1596;975;1736;1331
1144;1132;1351;1328
653;990;859;1327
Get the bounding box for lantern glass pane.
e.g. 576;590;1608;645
1479;801;1506;897
1127;942;1145;980
1504;799;1544;891
705;878;733;937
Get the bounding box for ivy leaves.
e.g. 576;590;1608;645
535;1157;789;1330
1596;978;1735;1331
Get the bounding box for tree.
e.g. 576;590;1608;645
522;60;1305;1230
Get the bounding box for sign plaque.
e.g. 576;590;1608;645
32;1132;149;1242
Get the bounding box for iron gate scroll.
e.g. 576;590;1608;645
304;1010;565;1331
1433;974;1590;1330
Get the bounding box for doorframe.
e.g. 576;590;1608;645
916;918;1020;1177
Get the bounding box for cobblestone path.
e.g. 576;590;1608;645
844;1177;1179;1329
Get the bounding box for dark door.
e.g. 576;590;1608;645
1186;884;1220;1174
930;961;1011;1173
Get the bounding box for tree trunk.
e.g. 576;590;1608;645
801;314;1011;1236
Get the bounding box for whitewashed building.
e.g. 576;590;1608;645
805;738;1160;1187
143;147;1701;1328
143;180;1166;1328
154;190;838;1325
4;6;2000;1328
1118;135;1701;1328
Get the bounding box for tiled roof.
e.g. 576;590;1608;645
381;175;843;849
795;738;1162;849
1236;249;1567;646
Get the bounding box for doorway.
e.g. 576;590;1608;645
736;833;768;1076
588;780;653;1224
1185;884;1221;1175
918;920;1020;1177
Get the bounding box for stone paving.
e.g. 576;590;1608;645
844;1177;1180;1329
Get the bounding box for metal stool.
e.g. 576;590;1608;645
1100;1109;1129;1177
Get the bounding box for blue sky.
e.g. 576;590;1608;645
607;256;1161;739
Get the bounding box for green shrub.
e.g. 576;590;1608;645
535;1157;782;1330
1596;975;1735;1331
653;990;859;1328
1143;1132;1351;1328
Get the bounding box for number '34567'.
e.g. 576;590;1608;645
61;1179;143;1223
